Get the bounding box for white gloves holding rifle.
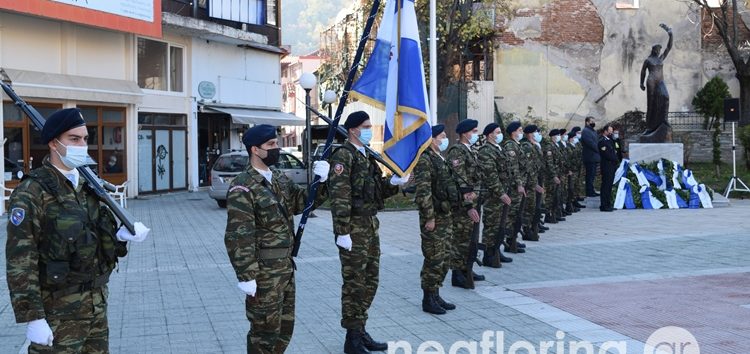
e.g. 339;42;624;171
336;235;353;251
313;161;330;182
389;173;411;186
116;222;151;242
238;280;257;297
27;318;54;346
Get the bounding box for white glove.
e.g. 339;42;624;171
116;222;151;242
27;318;54;347
313;161;330;182
336;234;352;251
237;280;257;297
389;173;411;186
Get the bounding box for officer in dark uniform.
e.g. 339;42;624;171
6;108;149;353
598;124;617;212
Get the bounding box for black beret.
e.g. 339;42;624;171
432;124;445;138
567;131;577;139
243;124;277;147
571;126;582;133
506;121;522;135
483;123;500;136
42;108;86;144
523;125;537;134
548;129;560;137
558;128;567;135
344;111;370;129
455;119;478;134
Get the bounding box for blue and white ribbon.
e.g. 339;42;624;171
614;177;636;210
672;161;682;189
639;185;664;209
614;159;629;184
630;163;649;186
694;184;713;208
657;160;667;191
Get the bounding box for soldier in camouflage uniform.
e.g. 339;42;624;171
556;129;573;218
477;123;514;268
570;127;587;207
413;125;458;315
224;124;330;354
564;132;582;213
328;111;407;354
520;125;545;242
501;122;529;254
6;108;149;354
445;119;485;289
542;129;563;224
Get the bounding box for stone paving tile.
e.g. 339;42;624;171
0;192;748;353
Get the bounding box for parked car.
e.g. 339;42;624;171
209;150;307;208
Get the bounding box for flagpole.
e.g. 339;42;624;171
429;0;437;125
292;0;383;257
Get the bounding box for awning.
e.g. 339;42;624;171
2;68;143;104
203;105;304;126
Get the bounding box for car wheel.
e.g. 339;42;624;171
217;199;227;208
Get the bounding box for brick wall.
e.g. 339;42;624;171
701;7;750;51
499;0;603;45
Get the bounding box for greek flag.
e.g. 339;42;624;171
351;0;432;175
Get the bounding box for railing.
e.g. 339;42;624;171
668;112;710;131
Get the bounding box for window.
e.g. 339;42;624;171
137;38;184;92
615;0;639;9
78;106;127;179
266;0;277;26
3;102;61;183
209;0;277;25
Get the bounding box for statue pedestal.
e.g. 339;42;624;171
629;143;684;165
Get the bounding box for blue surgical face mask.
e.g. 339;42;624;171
574;137;580;144
438;138;449;151
554;136;561;143
468;133;479;145
533;132;542;143
55;139;89;169
358;128;372;145
495;133;504;144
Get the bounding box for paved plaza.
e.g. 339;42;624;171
1;191;749;353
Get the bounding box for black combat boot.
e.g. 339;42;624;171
522;226;539;241
344;328;370;354
472;271;485;281
435;288;456;310
544;213;558;224
482;249;502;268
422;290;446;315
498;249;513;263
574;200;586;208
362;328;388;352
451;270;473;289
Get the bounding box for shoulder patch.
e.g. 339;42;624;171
509;151;516;157
452;159;460;167
601;146;606;151
229;185;250;193
10;207;25;226
334;163;345;175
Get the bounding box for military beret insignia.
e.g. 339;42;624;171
10;207;25;226
229;185;250;193
334;163;344;175
601;146;606;151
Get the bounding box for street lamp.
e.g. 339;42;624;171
323;89;337;121
298;72;316;187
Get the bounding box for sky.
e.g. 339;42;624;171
281;0;348;55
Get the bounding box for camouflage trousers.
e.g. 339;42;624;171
339;216;380;329
481;200;506;250
30;288;108;354
245;261;295;354
506;190;524;238
545;179;559;215
523;184;538;227
420;212;452;291
449;208;474;272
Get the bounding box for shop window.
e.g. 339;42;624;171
78;106;127;180
137;38;184;93
2;102;61;184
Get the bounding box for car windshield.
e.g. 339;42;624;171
213;155;248;173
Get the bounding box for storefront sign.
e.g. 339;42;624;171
198;81;217;99
51;0;153;22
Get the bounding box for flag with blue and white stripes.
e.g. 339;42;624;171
351;0;432;176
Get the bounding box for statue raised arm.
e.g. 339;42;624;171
639;23;673;143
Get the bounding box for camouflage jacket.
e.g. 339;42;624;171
413;148;460;221
557;141;570;174
477;142;511;199
541;139;560;179
501;139;526;190
6;157;123;323
328;141;399;236
520;139;543;187
224;165;327;282
445;143;482;209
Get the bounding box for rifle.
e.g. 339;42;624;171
508;193;526;253
291;0;382;257
0;69;137;234
465;201;482;290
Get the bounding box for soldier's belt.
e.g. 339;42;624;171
258;248;291;259
50;273;110;299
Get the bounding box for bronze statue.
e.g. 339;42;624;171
639;23;673;143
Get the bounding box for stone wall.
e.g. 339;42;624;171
624;130;747;164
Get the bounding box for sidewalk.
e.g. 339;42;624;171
1;191;749;353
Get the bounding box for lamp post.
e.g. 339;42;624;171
323;89;337;122
298;72;317;187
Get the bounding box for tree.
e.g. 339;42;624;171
692;76;731;129
691;0;750;125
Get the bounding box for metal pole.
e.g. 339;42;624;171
305;88;312;186
429;0;437;125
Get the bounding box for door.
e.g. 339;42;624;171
154;129;171;191
172;130;187;189
138;130;154;193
